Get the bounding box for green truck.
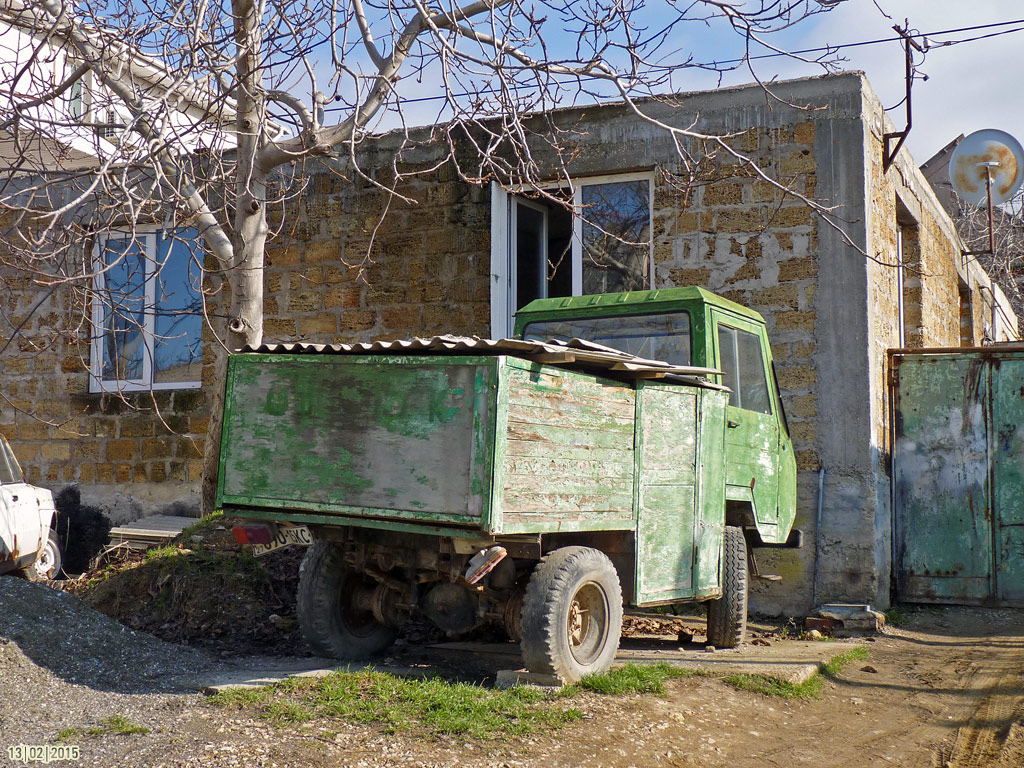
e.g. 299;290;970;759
219;287;800;682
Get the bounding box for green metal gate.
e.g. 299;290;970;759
891;348;1024;606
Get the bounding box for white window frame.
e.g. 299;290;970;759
490;172;655;339
89;228;202;393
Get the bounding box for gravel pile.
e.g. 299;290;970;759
0;577;217;693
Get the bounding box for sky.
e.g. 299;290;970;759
748;1;1024;163
361;1;1024;168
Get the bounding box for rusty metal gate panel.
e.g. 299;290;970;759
991;357;1024;604
893;354;992;604
892;348;1024;607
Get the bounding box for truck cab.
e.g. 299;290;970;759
514;286;798;546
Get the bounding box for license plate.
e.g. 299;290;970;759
252;525;313;556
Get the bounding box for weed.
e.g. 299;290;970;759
55;716;149;741
178;511;225;539
210;668;583;739
724;672;824;699
821;647;870;678
885;606;911;627
724;647;870;699
102;716;149;736
579;662;694;696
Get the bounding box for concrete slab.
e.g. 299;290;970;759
199;636;863;693
614;635;860;685
201;657;431;694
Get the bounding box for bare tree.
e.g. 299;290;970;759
0;0;846;349
0;0;848;504
956;195;1024;324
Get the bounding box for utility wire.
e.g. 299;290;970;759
314;16;1024;113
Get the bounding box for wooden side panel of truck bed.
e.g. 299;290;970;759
217;354;497;527
492;358;637;534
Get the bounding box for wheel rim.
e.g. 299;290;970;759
33;537;58;579
566;580;610;666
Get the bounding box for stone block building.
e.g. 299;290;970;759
1;71;1015;613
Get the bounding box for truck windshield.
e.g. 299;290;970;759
522;311;691;366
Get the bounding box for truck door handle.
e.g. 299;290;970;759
10;495;17;502
727;420;740;429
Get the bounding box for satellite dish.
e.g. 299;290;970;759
949;129;1024;206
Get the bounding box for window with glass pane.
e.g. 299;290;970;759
717;324;771;414
523;311;691;366
581;180;651;294
68;78;83;120
153;232;203;384
92;229;202;392
99;236;147;383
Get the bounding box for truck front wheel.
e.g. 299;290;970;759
520;546;623;683
297;542;397;659
706;525;749;648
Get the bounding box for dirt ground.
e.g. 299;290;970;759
3;574;1024;768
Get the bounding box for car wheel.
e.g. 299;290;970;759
28;530;63;581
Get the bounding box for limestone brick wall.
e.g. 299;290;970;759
262;154;491;346
0;269;213;522
651;120;820;477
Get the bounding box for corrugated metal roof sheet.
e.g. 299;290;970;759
240;335;726;389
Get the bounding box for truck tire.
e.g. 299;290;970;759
297;542;397;659
520;546;623;683
706;526;748;648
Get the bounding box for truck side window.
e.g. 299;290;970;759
717;325;772;415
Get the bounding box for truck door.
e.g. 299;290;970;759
711;314;780;528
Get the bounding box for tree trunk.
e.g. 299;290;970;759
201;0;266;515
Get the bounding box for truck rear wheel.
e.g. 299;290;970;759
297;542;397;659
520;546;623;683
706;525;748;648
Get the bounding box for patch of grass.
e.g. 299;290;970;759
211;668;582;739
724;672;823;699
264;701;315;725
578;662;694;696
821;646;870;678
724;646;870;699
56;716;149;741
885;605;911;627
143;543;180;561
102;715;149;736
177;511;225;539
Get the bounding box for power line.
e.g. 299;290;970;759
316;16;1024;113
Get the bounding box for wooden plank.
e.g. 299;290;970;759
507;381;637;415
506;402;634;432
503;471;631;498
505;455;633;478
500;362;637;527
505;365;636;406
506;440;634;463
507;421;634;450
113;515;198;532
